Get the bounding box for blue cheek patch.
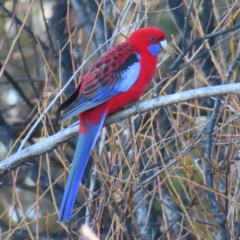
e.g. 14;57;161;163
148;44;161;57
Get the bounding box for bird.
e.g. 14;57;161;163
57;26;167;222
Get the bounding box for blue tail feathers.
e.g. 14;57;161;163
58;112;106;222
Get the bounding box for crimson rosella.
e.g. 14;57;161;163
57;26;167;222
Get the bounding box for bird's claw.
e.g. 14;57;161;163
135;101;141;114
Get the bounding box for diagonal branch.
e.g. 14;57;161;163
1;83;240;176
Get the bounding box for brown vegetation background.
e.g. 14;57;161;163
0;0;240;239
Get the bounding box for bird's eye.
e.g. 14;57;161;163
150;36;157;42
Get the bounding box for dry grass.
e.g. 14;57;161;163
0;0;240;239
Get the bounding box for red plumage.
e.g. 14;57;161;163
58;26;166;222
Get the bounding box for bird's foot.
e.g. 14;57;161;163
135;101;141;114
123;101;141;114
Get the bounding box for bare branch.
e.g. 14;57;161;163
1;83;240;176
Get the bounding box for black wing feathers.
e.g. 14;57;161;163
56;84;81;113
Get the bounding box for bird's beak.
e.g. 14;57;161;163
160;39;167;50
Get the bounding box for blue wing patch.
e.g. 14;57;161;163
116;56;140;92
59;53;141;122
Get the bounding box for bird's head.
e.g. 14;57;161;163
127;27;167;57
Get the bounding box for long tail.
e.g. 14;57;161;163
58;112;106;222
